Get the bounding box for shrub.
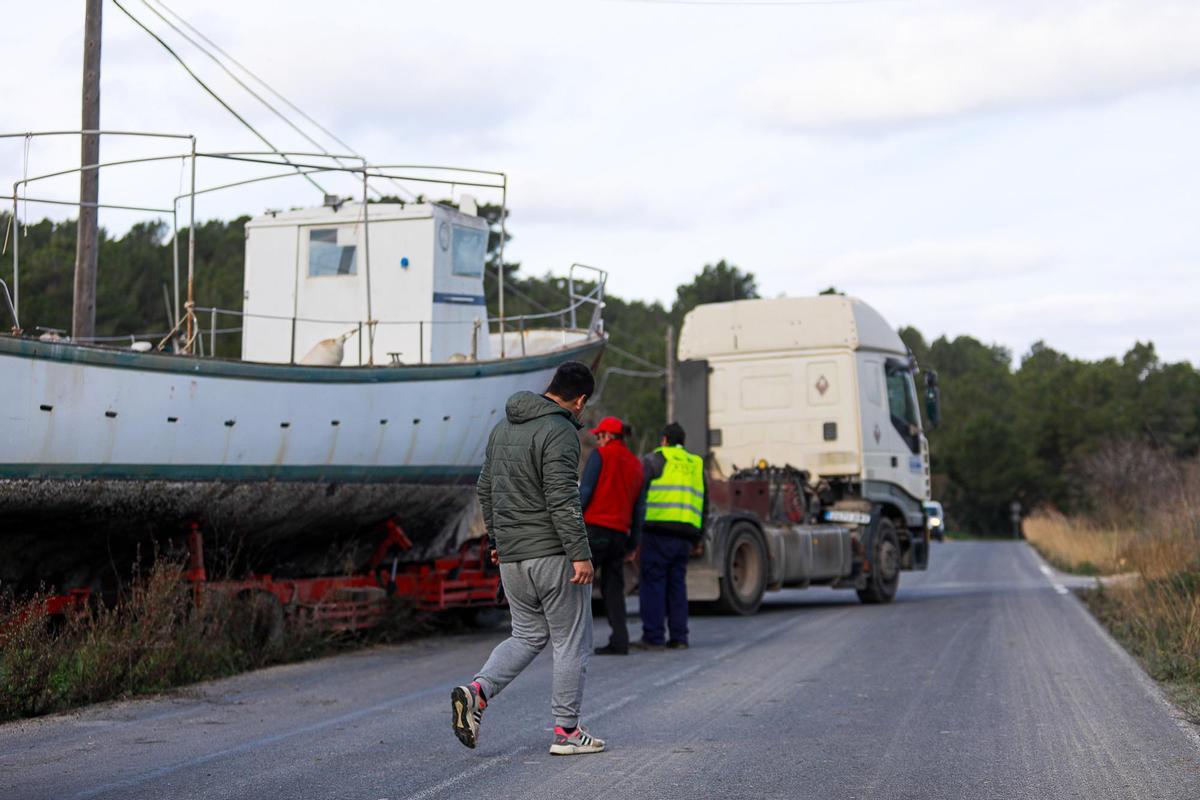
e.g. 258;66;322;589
0;556;420;722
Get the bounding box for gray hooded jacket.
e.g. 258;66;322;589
476;391;592;564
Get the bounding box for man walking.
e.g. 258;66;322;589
451;361;606;756
632;422;705;652
579;416;645;656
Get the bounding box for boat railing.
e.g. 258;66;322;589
3;130;199;334
3;131;606;364
567;263;606;333
183;267;606;363
0;278;18;333
14;281;605;365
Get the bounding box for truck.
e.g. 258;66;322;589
672;295;940;613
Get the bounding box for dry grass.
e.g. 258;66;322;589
0;556;424;722
1085;574;1200;722
1025;511;1129;575
1036;447;1200;721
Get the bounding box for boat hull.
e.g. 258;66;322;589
0;334;604;591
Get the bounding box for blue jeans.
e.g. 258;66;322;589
638;530;691;645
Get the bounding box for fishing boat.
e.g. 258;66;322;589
0;137;606;592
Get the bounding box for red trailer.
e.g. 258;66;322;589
39;519;503;633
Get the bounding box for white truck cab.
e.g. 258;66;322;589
673;295;938;611
678;295;931;506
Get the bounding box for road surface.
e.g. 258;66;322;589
1;541;1197;800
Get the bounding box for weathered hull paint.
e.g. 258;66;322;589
0;334;604;590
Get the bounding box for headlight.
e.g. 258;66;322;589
929;518;941;527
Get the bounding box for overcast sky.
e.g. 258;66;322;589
2;0;1197;364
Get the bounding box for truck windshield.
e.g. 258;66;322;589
885;361;921;453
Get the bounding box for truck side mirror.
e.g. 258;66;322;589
924;370;941;429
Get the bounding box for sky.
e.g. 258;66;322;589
1;0;1197;365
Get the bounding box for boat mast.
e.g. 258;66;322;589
73;0;103;342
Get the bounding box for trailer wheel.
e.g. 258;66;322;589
715;523;767;615
857;519;900;604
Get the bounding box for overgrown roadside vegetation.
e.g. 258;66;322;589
0;557;432;723
1025;445;1200;722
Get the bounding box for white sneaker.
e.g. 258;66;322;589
549;724;606;755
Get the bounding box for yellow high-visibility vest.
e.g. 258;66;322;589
645;445;704;529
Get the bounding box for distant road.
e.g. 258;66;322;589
1;542;1197;800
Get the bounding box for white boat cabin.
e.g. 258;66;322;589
241;201;491;365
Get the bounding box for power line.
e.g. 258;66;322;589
149;0;416;201
137;1;350;185
592;365;664;406
606;341;664;371
111;0;326;194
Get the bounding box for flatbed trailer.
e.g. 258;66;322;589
38;519;503;632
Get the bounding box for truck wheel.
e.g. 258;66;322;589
857;519;900;604
716;524;767;615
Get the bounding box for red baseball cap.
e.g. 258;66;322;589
590;416;624;436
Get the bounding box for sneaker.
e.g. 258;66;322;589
451;681;487;749
549;725;606;755
594;644;628;656
629;640;665;652
666;640;689;650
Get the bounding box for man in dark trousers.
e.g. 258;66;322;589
451;361;606;756
579;416;645;656
632;422;705;651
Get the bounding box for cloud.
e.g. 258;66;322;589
511;171;695;230
972;289;1200;364
103;3;543;153
815;239;1052;287
744;1;1200;131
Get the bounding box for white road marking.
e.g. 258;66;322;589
1029;550;1070;597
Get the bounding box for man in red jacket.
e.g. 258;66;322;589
580;416;645;655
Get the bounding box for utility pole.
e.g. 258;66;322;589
665;324;675;423
73;0;102;341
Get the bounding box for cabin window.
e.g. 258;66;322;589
308;228;357;276
885;360;921;453
451;225;486;277
863;359;882;406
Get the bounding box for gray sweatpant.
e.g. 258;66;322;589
474;554;593;728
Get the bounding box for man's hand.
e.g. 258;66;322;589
570;560;594;585
624;546;639;564
489;548;499;566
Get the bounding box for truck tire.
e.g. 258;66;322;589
857;519;900;604
715;523;767;615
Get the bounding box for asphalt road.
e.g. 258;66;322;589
2;541;1198;800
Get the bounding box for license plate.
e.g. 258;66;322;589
824;510;871;525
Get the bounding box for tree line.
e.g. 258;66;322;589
3;211;1197;534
